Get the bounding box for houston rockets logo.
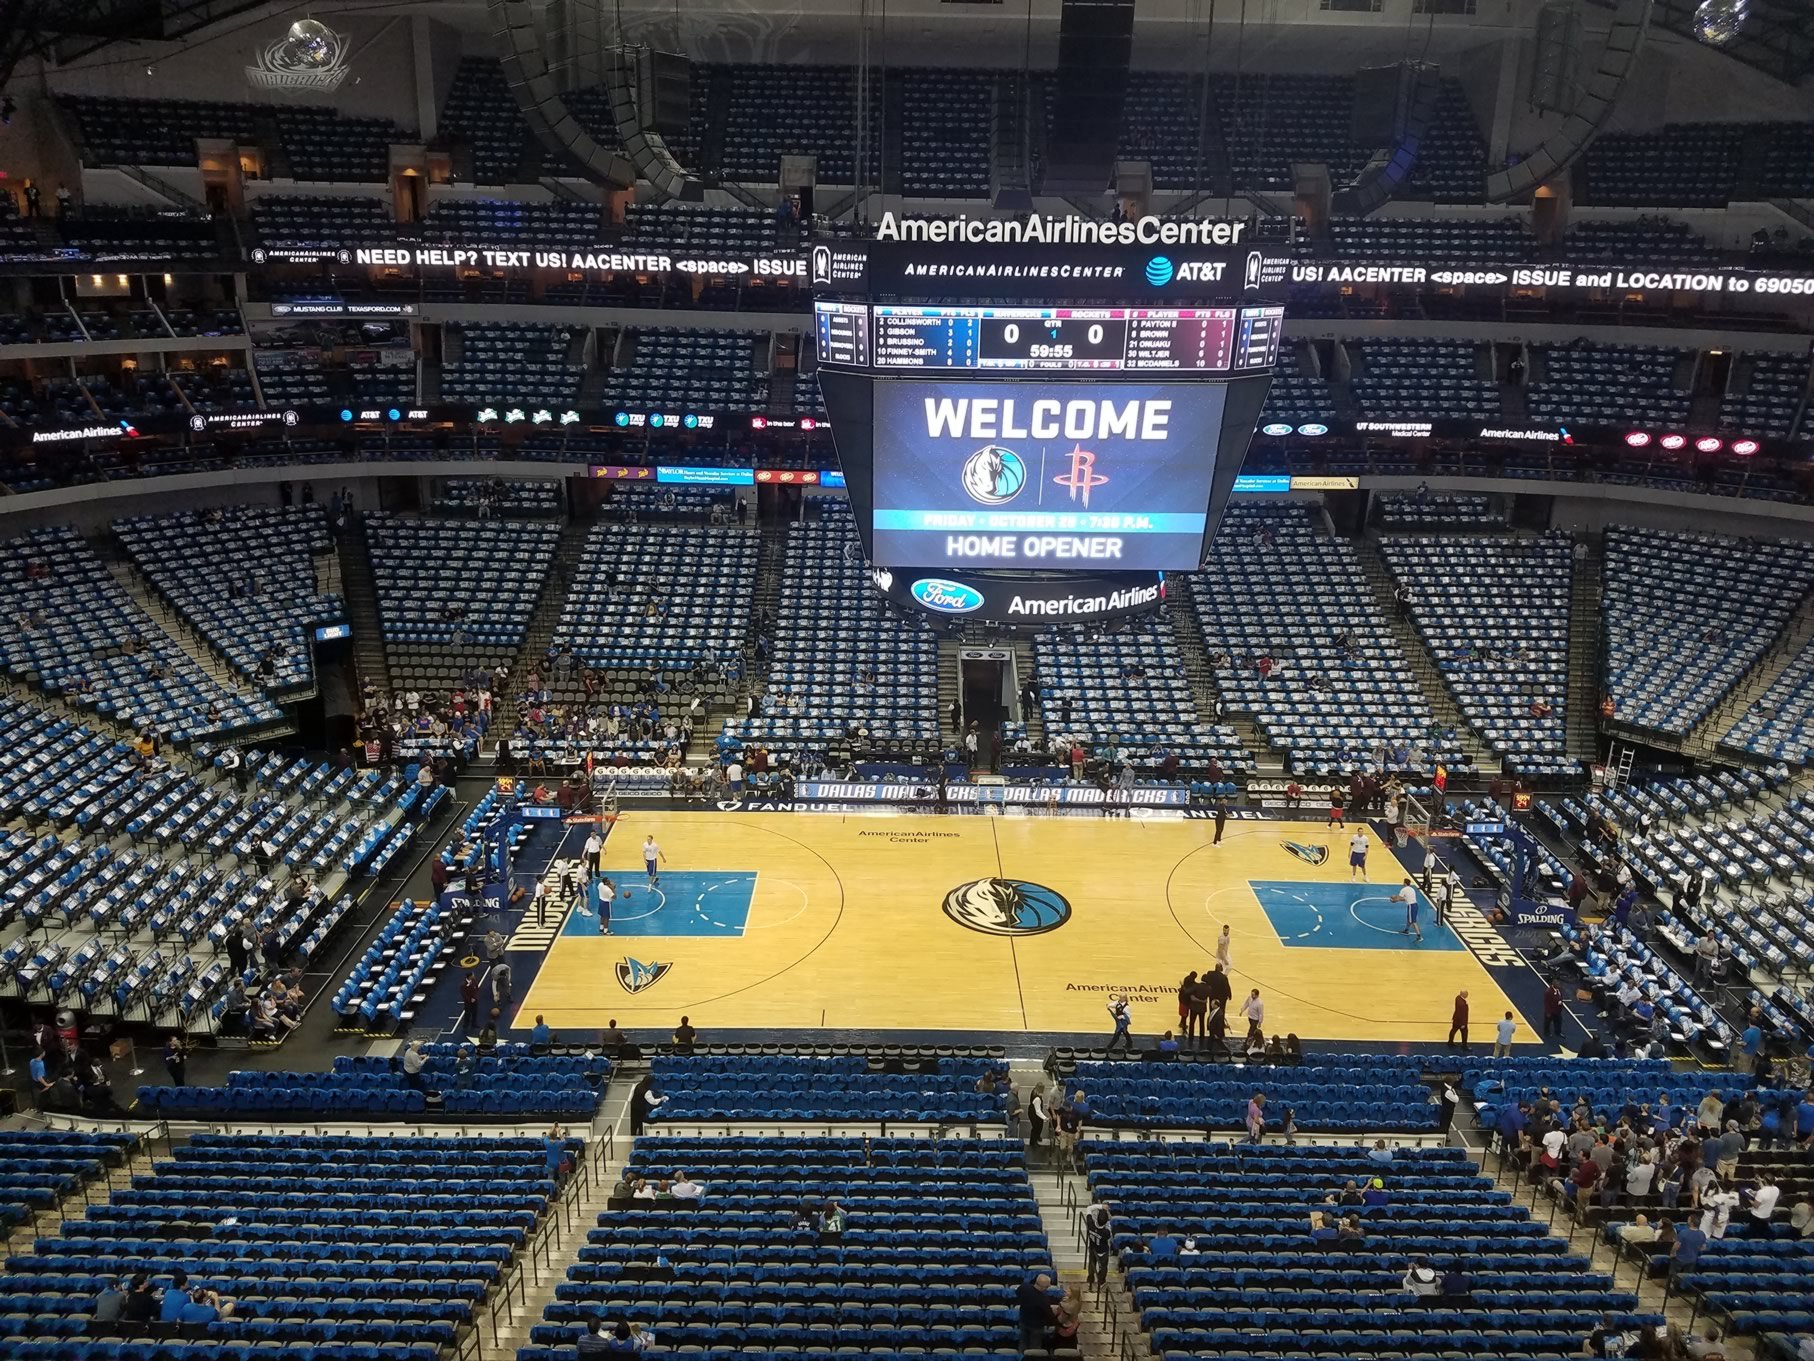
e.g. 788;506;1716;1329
1052;444;1109;508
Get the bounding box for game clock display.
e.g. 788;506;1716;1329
868;378;1231;573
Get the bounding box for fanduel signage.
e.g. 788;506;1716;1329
874;212;1249;246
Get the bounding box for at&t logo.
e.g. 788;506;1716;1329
1145;256;1174;286
910;579;985;614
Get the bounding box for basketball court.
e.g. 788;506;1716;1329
511;810;1532;1043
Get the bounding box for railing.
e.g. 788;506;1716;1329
481;1122;616;1355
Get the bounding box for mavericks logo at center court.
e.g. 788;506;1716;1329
1281;841;1330;866
943;878;1072;936
615;957;673;994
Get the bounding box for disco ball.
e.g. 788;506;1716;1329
1692;0;1749;46
282;18;338;67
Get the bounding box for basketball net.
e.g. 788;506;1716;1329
1402;791;1433;845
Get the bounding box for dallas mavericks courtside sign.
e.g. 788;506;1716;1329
910;579;985;614
943;879;1072;937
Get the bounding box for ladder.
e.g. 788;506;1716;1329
1607;742;1636;790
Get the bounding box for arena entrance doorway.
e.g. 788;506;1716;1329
960;648;1013;772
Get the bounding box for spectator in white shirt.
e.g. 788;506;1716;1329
1627;1152;1657;1199
671;1171;703;1201
1747;1179;1781;1224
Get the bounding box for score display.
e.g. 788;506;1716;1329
816;302;1283;374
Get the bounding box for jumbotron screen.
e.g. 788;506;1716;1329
868;380;1229;572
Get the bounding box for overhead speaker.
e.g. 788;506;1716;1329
604;43;704;202
1045;0;1136;192
1530;1;1585;114
487;0;702;201
1486;0;1652;202
1331;61;1442;217
647;51;691;141
489;0;636;188
1350;66;1403;144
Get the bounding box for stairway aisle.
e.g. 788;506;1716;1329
104;558;249;694
338;512;390;696
515;517;594;676
486;1077;638;1359
1030;1162;1124;1361
1164;588;1278;775
1564;538;1604;765
1680;585;1814;764
1358;540;1503;777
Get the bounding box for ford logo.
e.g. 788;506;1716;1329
910;578;985;614
1260;423;1294;437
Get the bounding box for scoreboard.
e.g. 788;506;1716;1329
815;302;1284;374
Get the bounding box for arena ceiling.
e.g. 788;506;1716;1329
3;0;1811;97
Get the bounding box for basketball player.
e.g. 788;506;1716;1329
1215;925;1232;973
595;875;615;934
1395;878;1422;941
1348;828;1370;881
642;834;665;888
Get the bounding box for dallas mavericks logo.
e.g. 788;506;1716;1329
943;878;1071;936
615;957;673;994
961;444;1026;505
1281;841;1330;866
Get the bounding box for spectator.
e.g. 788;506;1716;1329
1240;988;1265;1042
1746;1178;1781;1226
157;1271;192;1322
1246;1091;1267;1144
120;1272;157;1323
1713;1121;1745;1180
673;1015;697;1047
459;971;481;1029
1367;1139;1394;1166
543;1123;570;1179
1362;1178;1390;1207
1403;1261;1440;1297
672;1170;703;1201
1671;1219;1709;1281
1082;1198;1113;1285
819;1199;847;1238
400;1040;429;1092
162;1034;189;1087
1493;1011;1517;1057
1053;1093;1084;1169
1028;1083;1049;1151
93;1276;128;1322
1049;1285;1082;1351
577;1320;615;1358
531;1015;552;1048
629;1076;667;1134
1016;1273;1054;1353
